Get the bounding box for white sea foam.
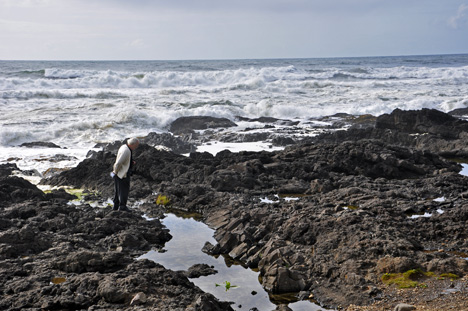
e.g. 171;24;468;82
0;146;92;174
1;56;468;173
410;212;433;219
195;141;284;156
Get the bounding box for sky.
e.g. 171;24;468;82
0;0;467;60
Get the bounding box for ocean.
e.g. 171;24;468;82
1;54;468;174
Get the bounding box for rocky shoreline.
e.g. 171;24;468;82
2;108;468;310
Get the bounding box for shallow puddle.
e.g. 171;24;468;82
461;163;468;177
138;213;331;311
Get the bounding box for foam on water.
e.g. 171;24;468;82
1;55;468;171
0;146;92;174
196;141;284;156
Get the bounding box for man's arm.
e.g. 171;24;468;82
114;147;130;173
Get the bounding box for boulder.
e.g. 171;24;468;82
141;132;197;154
375;108;468;138
0;163;19;177
169;116;237;134
0;176;45;206
262;265;306;293
130;292;147;305
19;141;62;148
97;278;127;303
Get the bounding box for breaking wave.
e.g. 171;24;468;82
1;55;468;149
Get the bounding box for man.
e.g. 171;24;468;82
112;137;139;211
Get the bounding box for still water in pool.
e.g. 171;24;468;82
138;213;330;311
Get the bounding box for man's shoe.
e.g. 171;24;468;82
119;206;131;212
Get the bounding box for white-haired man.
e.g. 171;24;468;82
112;137;139;211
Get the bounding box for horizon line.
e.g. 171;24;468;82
1;52;467;62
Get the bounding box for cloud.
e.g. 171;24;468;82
2;0;54;8
448;3;468;29
1;0;466;60
128;39;145;48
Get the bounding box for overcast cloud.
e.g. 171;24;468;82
0;0;467;60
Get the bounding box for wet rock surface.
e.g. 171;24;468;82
6;108;468;310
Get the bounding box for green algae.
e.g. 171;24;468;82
382;269;459;289
439;273;459;280
156;194;171;206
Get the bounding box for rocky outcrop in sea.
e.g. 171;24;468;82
2;108;468;309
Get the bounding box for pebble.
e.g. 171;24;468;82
394;303;416;311
130;292;147;306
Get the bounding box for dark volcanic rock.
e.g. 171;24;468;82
54;250;132;273
0;176;45;206
19;141;62;148
170;116;237;134
142;132;197;154
0;163;19;177
0;193;232;311
376;108;468;139
236;116;300;126
36;108;468;309
315;108;468;158
92;139;125;154
44;188;77;202
94;133;197;155
448;107;468;118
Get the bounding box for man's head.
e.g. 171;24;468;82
127;137;140;150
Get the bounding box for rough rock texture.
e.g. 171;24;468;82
94;132;197;155
0;164;46;207
36;108;468;309
375;108;468;138
142;132;197;154
0;175;233;311
169;116;237;134
315;108;468;158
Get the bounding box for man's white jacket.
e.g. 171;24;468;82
113;145;131;179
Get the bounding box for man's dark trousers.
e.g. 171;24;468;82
113;175;130;210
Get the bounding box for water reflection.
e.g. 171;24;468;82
138;213;330;311
460;163;468;176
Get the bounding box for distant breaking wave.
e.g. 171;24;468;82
1;65;467;92
0;90;128;100
1;55;468;148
